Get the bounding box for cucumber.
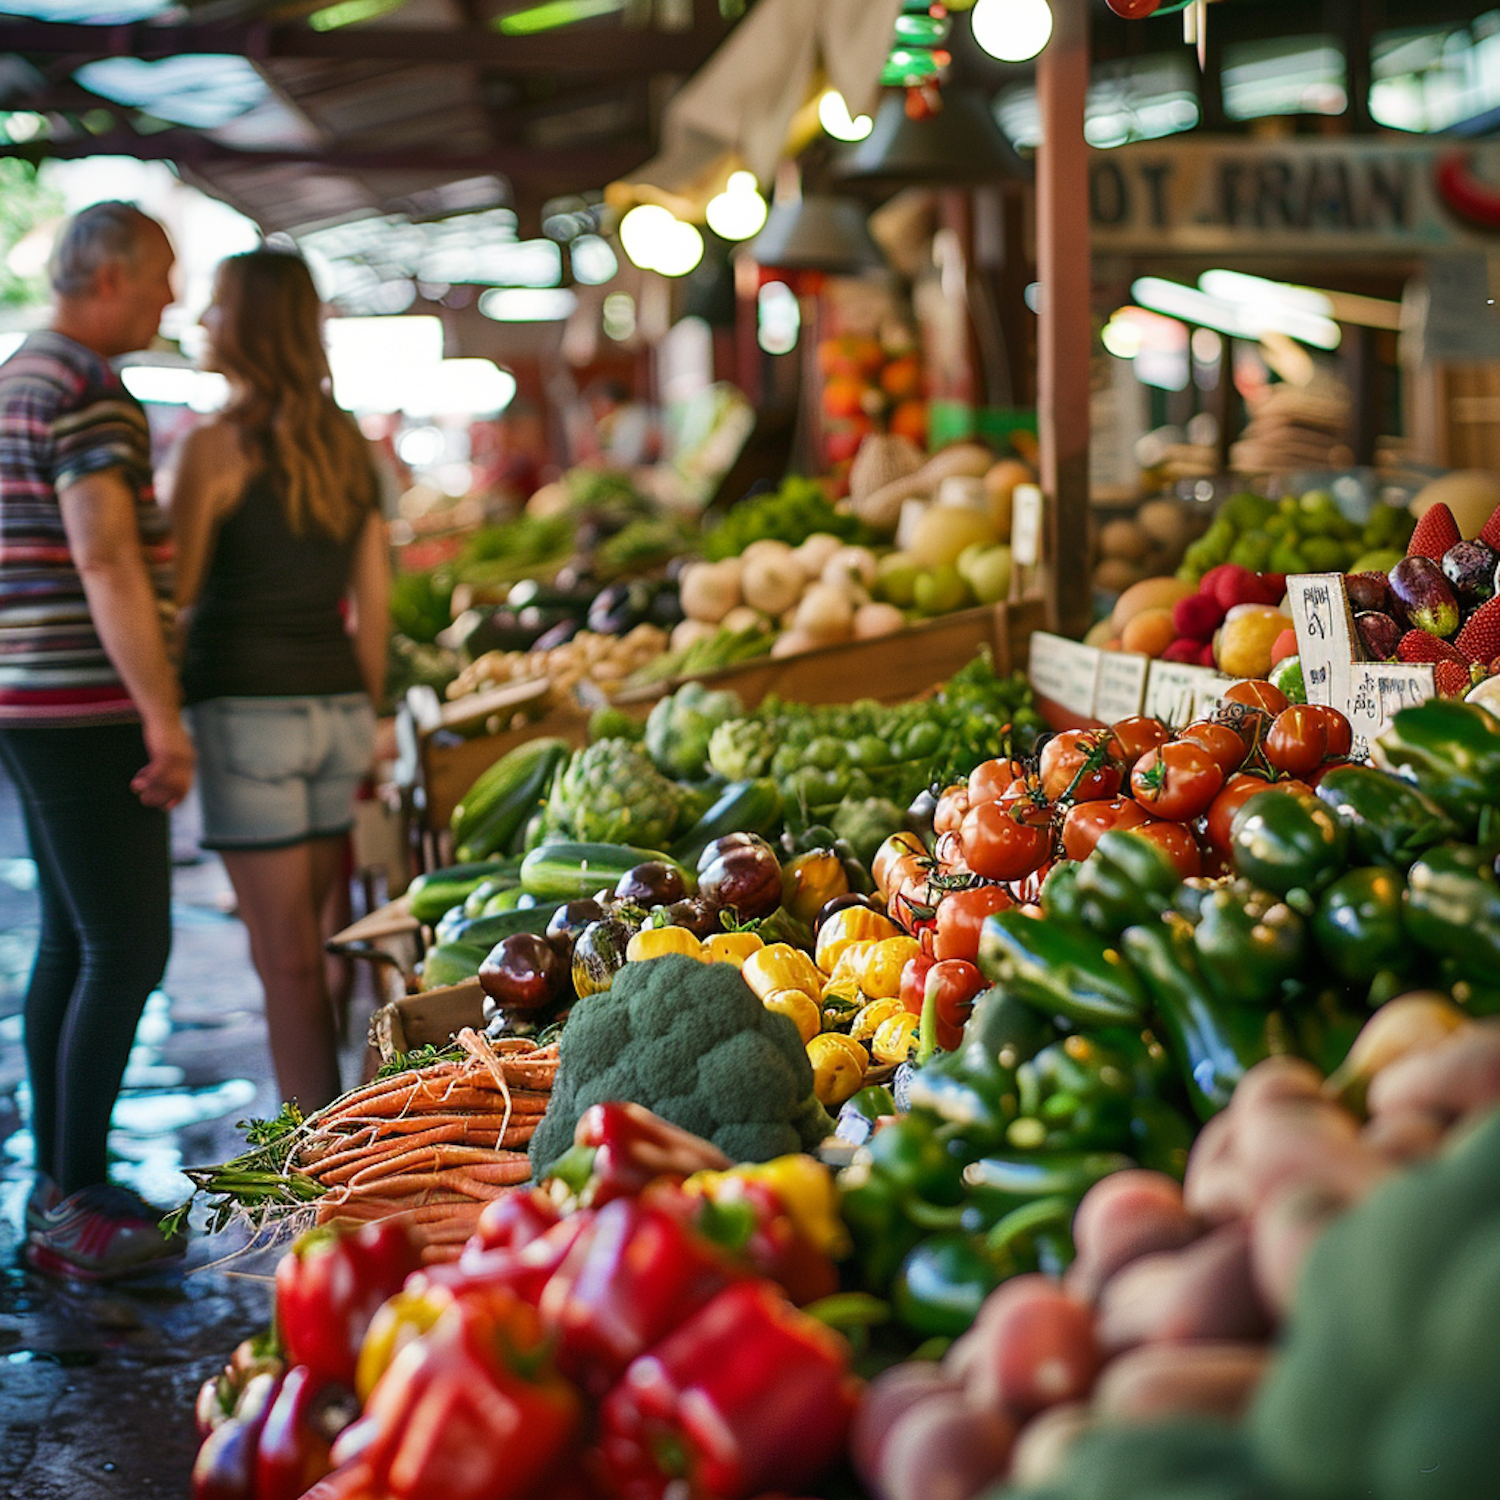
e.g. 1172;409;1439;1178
417;941;489;991
462;874;521;919
520;841;693;902
451;738;571;862
669;778;784;869
408;858;521;925
439;900;564;951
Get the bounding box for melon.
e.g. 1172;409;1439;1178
1110;576;1197;635
1411;471;1500;542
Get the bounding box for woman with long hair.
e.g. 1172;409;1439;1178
167;249;389;1111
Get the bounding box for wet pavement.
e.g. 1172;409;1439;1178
0;770;383;1497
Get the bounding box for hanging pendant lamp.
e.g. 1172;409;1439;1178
745;194;886;275
834;88;1029;186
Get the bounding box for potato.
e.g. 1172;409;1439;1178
1067;1171;1202;1304
851;1362;962;1487
1360;1107;1448;1165
1007;1402;1095;1489
958;1274;1102;1415
1230;1055;1325;1117
1096;1222;1272;1353
1365;1022;1500;1126
876;1390;1017;1500
1250;1181;1348;1319
1092;1341;1271;1422
1182;1109;1248;1224
1232;1096;1387;1212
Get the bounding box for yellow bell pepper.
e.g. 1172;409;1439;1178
626;925;706;963
853;935;924;999
872;1012;921;1065
815;906;901;975
702;930;764;966
355;1283;452;1399
850;996;905;1043
685;1155;851;1259
805;1031;869;1108
741;942;824;1001
780;850;850;926
762;987;821;1044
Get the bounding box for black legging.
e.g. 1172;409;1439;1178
0;723;171;1195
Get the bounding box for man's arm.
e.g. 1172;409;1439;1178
58;469;194;809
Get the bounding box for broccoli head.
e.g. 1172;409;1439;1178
547;738;681;849
644;682;744;780
528;953;834;1176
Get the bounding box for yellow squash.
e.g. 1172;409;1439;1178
742;942;824;1001
815;906;902;974
762;988;821;1044
805;1031;869;1108
626;926;706;963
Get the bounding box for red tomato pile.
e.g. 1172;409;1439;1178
875;682;1355;965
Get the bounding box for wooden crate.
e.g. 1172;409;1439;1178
368;979;486;1061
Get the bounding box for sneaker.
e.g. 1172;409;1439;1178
24;1175;59;1232
26;1183;187;1282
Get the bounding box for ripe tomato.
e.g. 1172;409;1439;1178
933;829;970;876
924;958;986;1051
1304;757;1352;789
874;832;927;897
1039;730;1124;805
1132;819;1203;878
933;884;1013;963
1265;706;1329;777
1179;720;1247;779
899;953;936;1015
1303;704;1353;760
1109;715;1172;769
933;784;971;837
1224;680;1289;716
1204;772;1275;854
959;799;1054;882
1130;741;1225;823
1060;796;1152;862
968;757;1026;806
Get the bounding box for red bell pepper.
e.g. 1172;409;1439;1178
275;1220;422;1388
334;1284;580;1500
471;1186;560;1254
191;1370;283;1500
540;1196;740;1395
597;1280;858;1500
550;1102;732;1209
254;1364;359;1500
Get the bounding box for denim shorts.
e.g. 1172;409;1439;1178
187;694;375;851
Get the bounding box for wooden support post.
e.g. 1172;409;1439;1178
1036;0;1092;641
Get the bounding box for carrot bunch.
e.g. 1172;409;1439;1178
293;1030;557;1263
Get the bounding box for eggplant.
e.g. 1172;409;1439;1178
814;891;886;935
532;617;586;651
588;580;655;636
1356;610;1401;661
478;933;562;1012
1344;571;1392;615
571;917;636;998
650;896;720;939
1388;556;1459;639
615;861;688;907
545;898;607;964
697;834;782;921
647;586;684;630
1443;540;1498;606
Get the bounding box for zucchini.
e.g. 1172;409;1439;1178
520;841;693;902
408;858;521;925
439;900;564;951
462;874;521;919
670;778;784;869
417;941;489;991
451;737;571;862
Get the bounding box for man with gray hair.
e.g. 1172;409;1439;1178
0;200;193;1279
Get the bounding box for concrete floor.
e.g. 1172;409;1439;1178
0;769;383;1497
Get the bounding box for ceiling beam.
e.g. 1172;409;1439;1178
0;17;723;72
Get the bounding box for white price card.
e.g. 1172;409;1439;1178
1093;650;1150;724
1144;660;1222;727
1285;573;1354;708
1345;662;1436;762
1029;632;1102;717
1190;672;1238;721
1011;484;1044;568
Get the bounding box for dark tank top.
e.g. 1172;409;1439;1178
181;468;367;704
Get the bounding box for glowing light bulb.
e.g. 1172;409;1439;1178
705;171;768;242
818;89;874;143
970;0;1053;63
618;205;704;277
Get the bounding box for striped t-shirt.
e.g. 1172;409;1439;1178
0;331;173;726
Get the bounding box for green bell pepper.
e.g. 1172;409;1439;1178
1313;765;1457;868
1008;1030;1154;1154
1074;830;1184;939
1404;844;1500;971
979;909;1149;1028
838;1168;924;1292
1292;987;1368;1077
960;1150;1134;1228
1373;698;1500;833
1130;1096;1195;1179
891;1232;1003;1338
1229;789;1349;898
1311;867;1408;985
861;1110;967;1208
1123;915;1289;1120
1040;861;1085;924
1193;882;1309;1006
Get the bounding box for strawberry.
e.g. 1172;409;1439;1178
1397;629;1466;665
1407;503;1461;562
1456;596;1500;664
1435;660;1474;700
1480;503;1500;552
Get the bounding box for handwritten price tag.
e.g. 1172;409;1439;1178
1144;661;1223;727
1345;662;1436;760
1029;632;1102;718
1011;484;1044;568
1093;651;1149;723
1285;573;1354;708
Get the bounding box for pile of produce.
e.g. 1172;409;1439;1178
443;624;670;704
818;329;928;476
190;1108;861;1500
1090;499;1207;599
700;474;870;561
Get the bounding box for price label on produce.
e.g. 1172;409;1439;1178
1345;662;1436;761
1144;660;1222;726
1029;632;1102;717
1285;573;1354;708
1093;650;1149;723
1189;672;1238;721
1011;484;1044;567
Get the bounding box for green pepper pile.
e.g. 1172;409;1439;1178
841;697;1500;1343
